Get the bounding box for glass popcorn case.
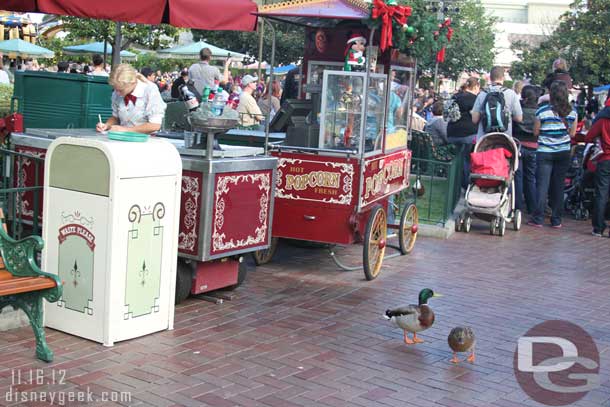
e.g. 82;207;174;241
319;71;388;154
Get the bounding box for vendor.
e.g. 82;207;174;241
96;64;166;134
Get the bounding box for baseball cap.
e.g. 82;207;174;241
241;74;258;87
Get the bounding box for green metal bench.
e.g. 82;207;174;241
410;130;459;177
0;210;62;362
410;130;458;162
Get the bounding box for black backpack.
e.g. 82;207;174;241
481;87;510;133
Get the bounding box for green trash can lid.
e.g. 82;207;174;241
107;131;149;142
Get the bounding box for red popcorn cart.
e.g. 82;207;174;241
253;0;419;280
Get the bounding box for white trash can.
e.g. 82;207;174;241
42;136;182;346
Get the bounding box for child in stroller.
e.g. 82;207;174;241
455;132;521;236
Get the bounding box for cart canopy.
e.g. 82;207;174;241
256;0;368;27
2;0;258;31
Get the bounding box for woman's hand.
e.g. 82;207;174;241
96;122;109;133
109;125;130;132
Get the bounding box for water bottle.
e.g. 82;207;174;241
211;94;225;117
201;86;211;101
180;84;199;112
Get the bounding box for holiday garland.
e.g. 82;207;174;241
365;0;453;61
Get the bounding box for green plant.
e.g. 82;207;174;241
0;85;13;116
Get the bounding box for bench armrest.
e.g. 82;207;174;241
0;228;62;302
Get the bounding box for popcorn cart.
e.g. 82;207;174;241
254;0;419;280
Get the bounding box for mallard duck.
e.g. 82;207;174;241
412;178;425;197
384;288;441;345
448;326;476;364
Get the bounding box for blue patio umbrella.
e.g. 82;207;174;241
157;40;246;60
63;42;136;60
266;64;297;75
593;84;610;94
0;38;54;58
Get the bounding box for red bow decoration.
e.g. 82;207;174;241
372;0;412;51
436;47;446;63
124;94;137;106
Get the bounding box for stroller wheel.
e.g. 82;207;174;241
455;214;461;232
498;218;506;236
513;209;522;231
490;218;497;235
582;208;590;221
464;215;472;233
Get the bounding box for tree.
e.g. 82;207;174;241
511;0;610;91
192;22;304;66
367;0;496;79
438;0;497;79
61;17;179;65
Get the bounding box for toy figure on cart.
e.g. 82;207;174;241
338;81;362;148
344;34;367;72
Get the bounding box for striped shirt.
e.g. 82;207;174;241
536;104;576;153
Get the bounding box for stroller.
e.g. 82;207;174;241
455;132;521;236
564;142;595;220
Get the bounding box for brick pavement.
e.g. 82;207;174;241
0;218;608;406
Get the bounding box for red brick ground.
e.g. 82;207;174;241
0;218;608;406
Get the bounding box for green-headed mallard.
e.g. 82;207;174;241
448;326;476;364
384;288;441;345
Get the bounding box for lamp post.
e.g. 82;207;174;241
426;0;459;94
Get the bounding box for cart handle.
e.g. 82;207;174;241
271;145;357;157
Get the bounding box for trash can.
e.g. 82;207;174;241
42;135;182;346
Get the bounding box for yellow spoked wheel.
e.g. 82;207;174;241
399;203;418;255
363;206;387;281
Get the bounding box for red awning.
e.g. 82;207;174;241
3;0;39;12
1;0;258;31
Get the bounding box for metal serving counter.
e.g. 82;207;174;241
23;128;266;158
11;130;277;264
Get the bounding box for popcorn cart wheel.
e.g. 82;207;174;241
175;259;193;304
399;203;418;255
251;237;279;266
363;205;387;280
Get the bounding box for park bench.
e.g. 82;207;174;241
410;130;460;177
0;209;62;362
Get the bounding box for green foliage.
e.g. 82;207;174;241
60;17;179;65
130;53;192;73
366;0;496;79
38;37;84;66
438;0;496;79
192;21;304;65
0;85;13;116
511;0;610;88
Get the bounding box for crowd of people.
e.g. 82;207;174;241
419;60;609;237
0;49;284;128
3;50;609;236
